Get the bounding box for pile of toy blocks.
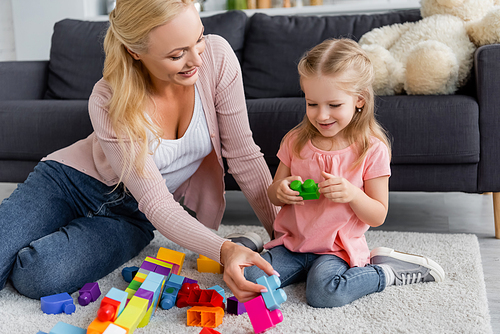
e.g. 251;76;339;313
37;247;287;334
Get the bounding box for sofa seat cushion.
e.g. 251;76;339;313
44;11;248;101
376;95;479;164
0;100;92;160
242;10;421;99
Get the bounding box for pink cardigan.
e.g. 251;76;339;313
43;35;278;263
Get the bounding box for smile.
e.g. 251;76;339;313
179;68;198;77
318;122;336;129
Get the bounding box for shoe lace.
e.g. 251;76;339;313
400;273;423;285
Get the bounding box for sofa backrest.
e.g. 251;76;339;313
242;9;422;99
44;10;248;100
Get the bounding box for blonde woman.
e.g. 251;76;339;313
245;39;445;307
0;0;277;301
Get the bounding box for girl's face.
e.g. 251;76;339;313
129;4;206;88
302;74;364;143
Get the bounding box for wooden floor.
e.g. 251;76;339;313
1;183;498;332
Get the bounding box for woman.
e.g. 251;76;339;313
0;0;278;302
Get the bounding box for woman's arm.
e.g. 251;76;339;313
209;35;278;238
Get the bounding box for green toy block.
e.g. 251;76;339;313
290;179;320;200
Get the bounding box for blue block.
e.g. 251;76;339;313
256;275;287;311
122;266;139;283
49;322;86;334
105;287;128;317
40;292;76;315
208;285;226;303
159;274;183;310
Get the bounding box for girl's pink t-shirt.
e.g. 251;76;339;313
265;135;391;267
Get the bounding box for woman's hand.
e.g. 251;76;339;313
274;176;305;206
318;171;361;203
220;241;276;303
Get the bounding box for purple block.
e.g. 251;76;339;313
135;288;154;309
78;282;101;306
227;296;246;315
140;260;157;272
153;265;171;277
183;277;198;285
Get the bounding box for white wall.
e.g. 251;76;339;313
0;0;16;61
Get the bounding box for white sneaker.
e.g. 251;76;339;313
225;232;264;253
370;247;445;285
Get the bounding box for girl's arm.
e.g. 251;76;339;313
319;171;389;227
267;162;305;206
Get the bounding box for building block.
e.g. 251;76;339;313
78;282;101;306
187;289;225;309
176;282;200;308
156;247;185;273
160;274;184;310
256;275;287;311
199;328;221;334
87;318;112;334
48;322;86;334
244;295;283;334
98;297;122;322
102;323;127;334
122;266;139;283
208;285;226;303
227;296;246;315
183;277;198;285
290;179;320;200
187;306;224;328
36;331;48;334
40;292;76;315
97;288;128;322
197;255;224;274
114;295;149;334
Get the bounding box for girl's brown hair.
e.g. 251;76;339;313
286;38;391;167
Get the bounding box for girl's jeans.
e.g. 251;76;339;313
244;245;387;308
0;161;155;299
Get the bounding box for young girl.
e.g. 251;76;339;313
245;38;445;308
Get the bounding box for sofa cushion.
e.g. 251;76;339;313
242;9;422;99
44;19;109;100
44;11;248;100
0;100;92;161
377;95;479;164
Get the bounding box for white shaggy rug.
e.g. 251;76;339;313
0;225;492;334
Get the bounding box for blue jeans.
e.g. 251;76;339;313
0;161;155;299
244;245;387;308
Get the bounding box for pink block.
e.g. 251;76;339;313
244;296;283;333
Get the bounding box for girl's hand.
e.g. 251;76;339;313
318;171;361;203
220;241;277;303
276;176;305;206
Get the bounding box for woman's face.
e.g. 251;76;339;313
130;4;206;88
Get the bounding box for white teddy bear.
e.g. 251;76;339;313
359;0;500;95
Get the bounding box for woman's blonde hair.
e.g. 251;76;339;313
287;38;391;167
103;0;193;182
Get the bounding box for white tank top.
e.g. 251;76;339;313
150;86;212;193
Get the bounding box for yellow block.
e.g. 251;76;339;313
114;296;148;334
197;255;224;274
137;303;154;328
156;248;186;273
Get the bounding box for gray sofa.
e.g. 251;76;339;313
1;9;499;238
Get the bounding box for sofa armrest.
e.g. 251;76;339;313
0;61;49;100
475;44;500;192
